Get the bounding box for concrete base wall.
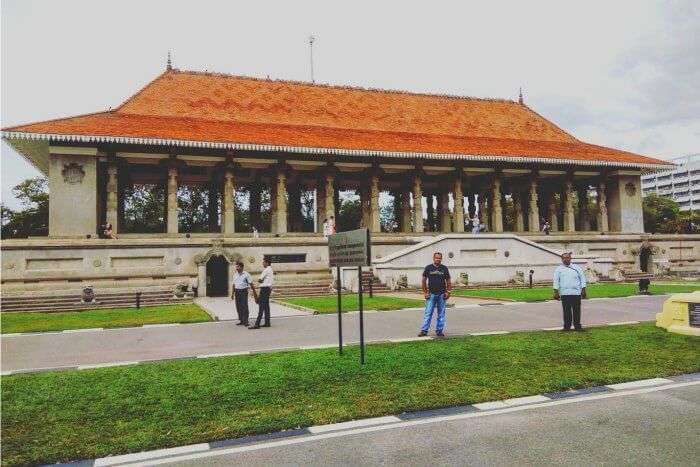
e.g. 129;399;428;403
2;233;699;295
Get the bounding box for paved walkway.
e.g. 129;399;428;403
2;295;667;374
195;297;311;321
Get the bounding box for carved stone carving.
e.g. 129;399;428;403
193;240;242;265
625;182;636;197
93;259;102;268
62;163;85;184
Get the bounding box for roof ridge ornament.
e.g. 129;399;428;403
518;87;524;105
166;51;172;71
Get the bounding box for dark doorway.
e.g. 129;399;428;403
206;255;229;297
640;247;652;273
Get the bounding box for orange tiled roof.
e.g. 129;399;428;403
3;69;669;167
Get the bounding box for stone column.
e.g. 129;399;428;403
401;191;412;232
528;179;539;232
563;180;576;232
453;177;465;233
316;179;325;233
547;191;559;231
413;175;424;233
167;166;179;234
440;191;451;233
360;182;370;228
250;181;261;231
578;186;591;231
106;163;119;234
480;194;489;229
222;169;235;235
426;193;435;231
597;181;609;232
370;172;381;233
491;175;503;233
273;167;287;234
324;174;335;228
514;192;524;232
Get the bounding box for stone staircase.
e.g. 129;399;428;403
1;287;193;313
622;269;654;281
271;270;391;298
360;270;392;294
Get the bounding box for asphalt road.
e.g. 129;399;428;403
165;383;700;467
2;295;667;373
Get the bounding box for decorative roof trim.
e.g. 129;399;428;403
2;130;673;171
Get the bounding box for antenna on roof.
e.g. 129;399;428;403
518;87;524;105
308;35;316;83
166;50;173;71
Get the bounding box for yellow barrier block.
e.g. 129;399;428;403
656;291;700;336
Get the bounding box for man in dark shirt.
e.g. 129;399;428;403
419;252;452;337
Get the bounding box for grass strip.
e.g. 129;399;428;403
451;282;700;302
1;304;212;334
2;323;699;466
283;295;425;313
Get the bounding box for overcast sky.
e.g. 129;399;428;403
2;0;699;209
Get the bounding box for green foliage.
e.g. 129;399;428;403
2;324;698;466
1;304;212;334
643;193;681;233
284;295;425;313
1;177;49;238
122;183;166;233
337;195;361;232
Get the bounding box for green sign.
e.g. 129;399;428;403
328;228;371;267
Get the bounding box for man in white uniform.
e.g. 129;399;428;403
231;261;253;326
250;258;274;329
553;252;587;331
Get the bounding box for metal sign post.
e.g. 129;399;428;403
328;228;371;365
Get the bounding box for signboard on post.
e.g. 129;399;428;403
328;228;371;364
328;228;371;267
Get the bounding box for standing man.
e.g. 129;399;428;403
250;257;274;329
231;261;253;326
553;252;587;331
418;252;452;337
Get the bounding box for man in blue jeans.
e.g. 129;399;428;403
418;252;452;337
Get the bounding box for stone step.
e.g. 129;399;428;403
1;291;177;304
3;300;193;313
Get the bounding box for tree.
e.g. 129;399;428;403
122;183;166;233
1;177;49;238
643;193;680;233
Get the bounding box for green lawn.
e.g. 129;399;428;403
452;282;700;302
2;323;699;466
283;295;425;313
1;304;212;334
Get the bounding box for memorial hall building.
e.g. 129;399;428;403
3;67;695;300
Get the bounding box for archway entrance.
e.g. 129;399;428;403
640;246;652;273
206;255;229;297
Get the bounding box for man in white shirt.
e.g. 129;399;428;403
232;261;253;326
250;257;274;329
553;252;587;331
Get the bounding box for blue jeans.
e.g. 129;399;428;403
421;293;446;332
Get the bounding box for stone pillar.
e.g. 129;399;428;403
528;179;539;232
426;193;435;231
401;191;412;232
597;181;609;232
106;163;119;234
547;192;559;231
514;192;524;232
222;169;235;235
578;186;591;231
316;179;325;233
440;191;451;233
324;174;335;229
412;175;424;233
480;194;489;230
360;183;370;228
563;180;576;232
167;166;178;234
273;167;287;234
250;182;261;231
370;173;381;233
491;175;503;233
453;177;464;233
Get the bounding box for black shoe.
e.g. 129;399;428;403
436;331;445;338
262;324;271;327
236;321;244;326
574;327;585;332
249;325;260;329
563;328;572;332
418;331;428;337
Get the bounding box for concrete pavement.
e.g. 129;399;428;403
2;295;668;373
195;296;311;320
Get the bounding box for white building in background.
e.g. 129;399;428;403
642;154;700;211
